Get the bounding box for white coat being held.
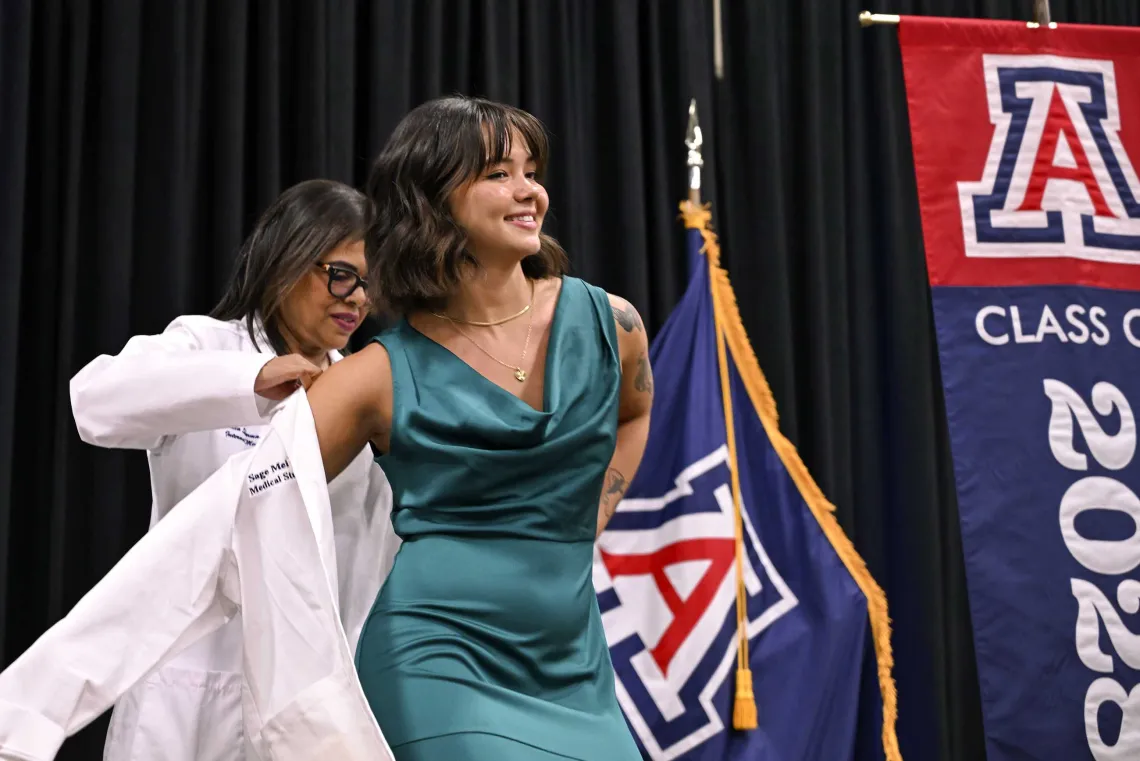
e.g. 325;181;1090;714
67;315;397;761
0;390;397;761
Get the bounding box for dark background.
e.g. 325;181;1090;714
3;1;1139;759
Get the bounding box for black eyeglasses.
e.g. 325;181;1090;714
317;263;368;300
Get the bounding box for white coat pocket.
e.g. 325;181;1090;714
103;666;244;761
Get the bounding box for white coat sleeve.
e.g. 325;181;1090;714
0;454;246;761
70;317;276;450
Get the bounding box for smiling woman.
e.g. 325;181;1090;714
67;178;387;761
301;96;654;761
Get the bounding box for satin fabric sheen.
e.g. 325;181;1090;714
356;277;641;760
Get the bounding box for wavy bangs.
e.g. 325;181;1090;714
365;96;568;315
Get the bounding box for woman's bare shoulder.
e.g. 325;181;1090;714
319;341;392;399
605;292;647;362
307;341;392;426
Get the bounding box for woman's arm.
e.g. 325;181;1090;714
597;295;654;536
69;317;282;451
305;342;393;483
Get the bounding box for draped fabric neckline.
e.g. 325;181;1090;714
399;276;568;416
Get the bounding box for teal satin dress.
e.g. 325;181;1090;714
356;276;642;760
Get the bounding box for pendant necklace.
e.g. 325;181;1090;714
438;280;536;382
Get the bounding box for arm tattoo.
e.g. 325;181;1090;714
601;467;629;517
611;304;644;333
634;352;653;395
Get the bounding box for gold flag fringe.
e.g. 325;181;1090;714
680;200;902;761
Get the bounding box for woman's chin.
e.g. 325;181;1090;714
512;239;544;261
321;333;353;354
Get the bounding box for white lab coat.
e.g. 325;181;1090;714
64;316;397;761
0;392;398;761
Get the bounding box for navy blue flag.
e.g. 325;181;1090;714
594;203;900;761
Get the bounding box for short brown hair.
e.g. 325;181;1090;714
364;95;569;315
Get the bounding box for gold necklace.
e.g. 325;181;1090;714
430;280;534;326
439;281;537;382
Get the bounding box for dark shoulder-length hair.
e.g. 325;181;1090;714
210;178;371;355
365;95;569;315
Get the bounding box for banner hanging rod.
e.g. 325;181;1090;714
858;3;1057;29
858;12;900;26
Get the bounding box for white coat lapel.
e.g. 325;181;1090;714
262;393;341;607
237;393;394;761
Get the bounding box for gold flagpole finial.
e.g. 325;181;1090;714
686;99;704;204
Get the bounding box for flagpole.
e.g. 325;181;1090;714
684;99;758;731
712;0;724;80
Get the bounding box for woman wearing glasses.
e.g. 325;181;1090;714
68;178;391;761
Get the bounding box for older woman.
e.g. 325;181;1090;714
69;178;386;761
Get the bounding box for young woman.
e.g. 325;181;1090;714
69;179;390;761
305;97;652;760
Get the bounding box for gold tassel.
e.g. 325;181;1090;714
733;667;758;730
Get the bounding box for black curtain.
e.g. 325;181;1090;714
2;1;1138;760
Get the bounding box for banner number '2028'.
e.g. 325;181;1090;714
1044;379;1140;760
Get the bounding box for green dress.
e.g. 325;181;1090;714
356;276;642;761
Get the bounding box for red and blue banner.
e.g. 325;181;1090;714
900;17;1140;760
594;204;901;761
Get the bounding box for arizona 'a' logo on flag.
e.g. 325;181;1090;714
594;204;900;761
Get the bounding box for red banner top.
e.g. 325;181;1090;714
899;16;1140;289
